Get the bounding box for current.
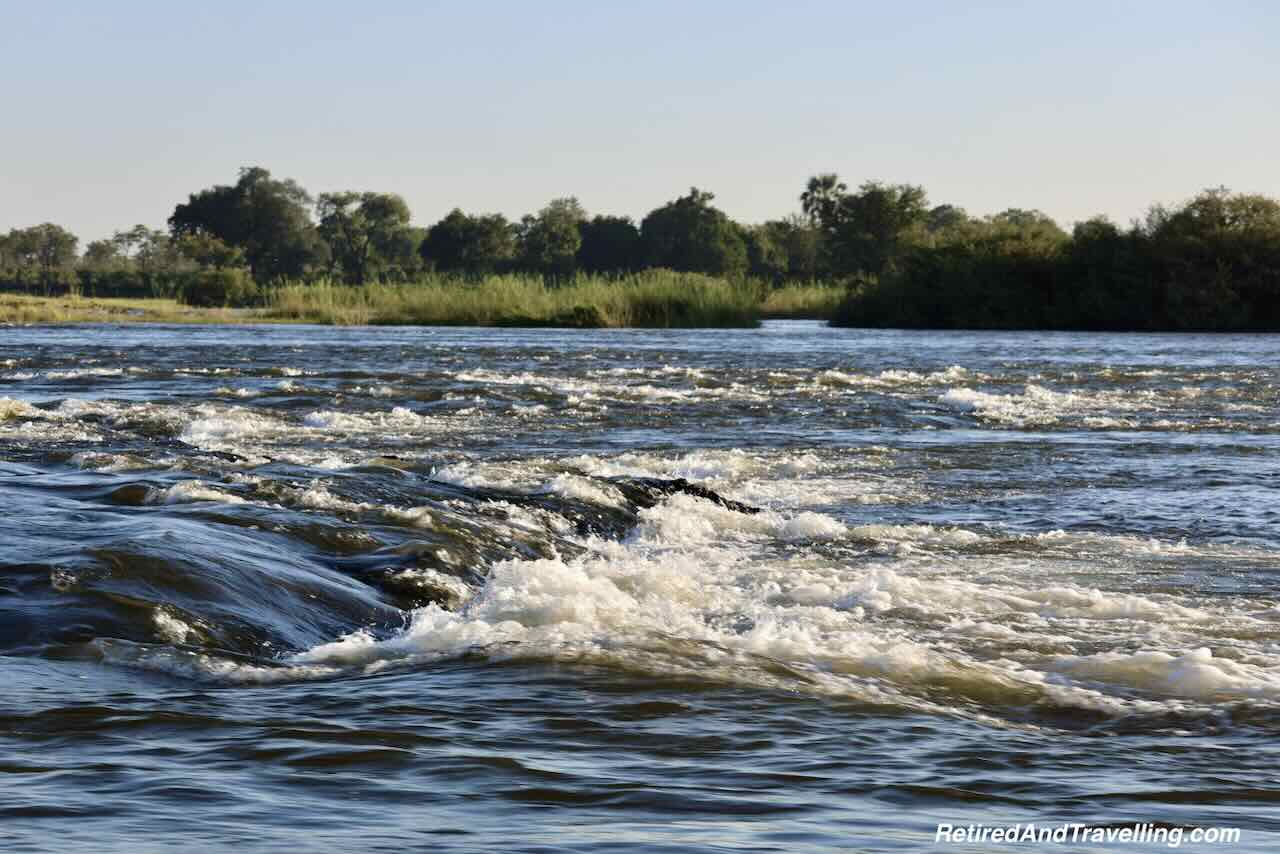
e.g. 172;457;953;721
1;322;1278;851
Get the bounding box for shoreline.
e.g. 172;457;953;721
6;292;1280;332
0;288;842;328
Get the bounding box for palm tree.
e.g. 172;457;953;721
801;174;847;226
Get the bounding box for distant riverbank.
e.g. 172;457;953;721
0;274;846;328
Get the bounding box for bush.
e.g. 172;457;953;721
182;269;258;307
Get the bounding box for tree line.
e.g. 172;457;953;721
808;178;1280;330
3;165;1278;329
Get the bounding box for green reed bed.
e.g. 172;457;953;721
266;271;762;328
758;283;848;320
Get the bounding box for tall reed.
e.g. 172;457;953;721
265;271;762;327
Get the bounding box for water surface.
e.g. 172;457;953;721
2;322;1278;851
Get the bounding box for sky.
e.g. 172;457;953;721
2;1;1277;244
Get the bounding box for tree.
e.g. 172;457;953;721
169;166;324;282
316;191;414;284
742;223;789;282
806;177;929;278
927;204;970;235
640;188;748;276
174;233;246;270
23;224;78;284
111;225;179;274
801;173;847;226
419;209;516;276
0;224;77;291
756;216;823;280
0;232;16;272
82;239;125;269
520;197;586;277
577;215;642;274
1140;188;1280;329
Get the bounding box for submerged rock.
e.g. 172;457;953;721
610;477;761;515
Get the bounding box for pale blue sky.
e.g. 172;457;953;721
2;1;1277;244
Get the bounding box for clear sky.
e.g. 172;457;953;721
2;1;1277;244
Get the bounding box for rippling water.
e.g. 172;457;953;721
2;322;1279;852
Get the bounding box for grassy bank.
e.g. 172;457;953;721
759;284;846;320
0;293;252;325
266;272;762;327
1;274;841;327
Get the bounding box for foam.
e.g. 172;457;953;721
70;451;160;472
1046;648;1280;701
153;609;196;644
543;473;626;508
303;406;427;432
147;480;248;505
818;365;977;389
277;484;1280;720
849;523;983;548
0;397;41;420
630;493;846;544
43;368;125;379
293;482;372;513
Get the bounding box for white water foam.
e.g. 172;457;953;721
273;488;1280;721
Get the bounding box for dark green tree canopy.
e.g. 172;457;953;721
741;223;788;282
926;204;970;235
577;215;642;274
419;209;516;276
801;173;847;227
169;167;324;281
174;233;246;270
803;175;929;278
519;197;586;277
640;188;747;277
752;216;823;281
1144;187;1280;241
317;191;415;284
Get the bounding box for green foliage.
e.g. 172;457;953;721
926;204;969;235
808;177;930;279
744;217;825;282
640;188;748;277
833;188;1280;331
419;209;516;276
519;197;586;277
181;269;259;307
266;271;760;328
577;215;642;274
175;233;246;270
800;174;847;227
759;283;847;319
316;191;416;284
169;166;324;282
742;224;786;282
8;170;1280;331
0;224;79;292
83;239;125;269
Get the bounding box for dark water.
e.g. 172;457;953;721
2;321;1279;852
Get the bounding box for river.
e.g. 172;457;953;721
2;321;1278;851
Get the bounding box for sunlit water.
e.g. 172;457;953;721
2;321;1278;852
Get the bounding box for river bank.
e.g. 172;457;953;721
1;276;845;328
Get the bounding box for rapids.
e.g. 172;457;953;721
2;322;1278;851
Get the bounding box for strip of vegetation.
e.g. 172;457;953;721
758;284;846;320
266;272;763;328
0;293;250;325
3;165;1276;330
801;181;1280;331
